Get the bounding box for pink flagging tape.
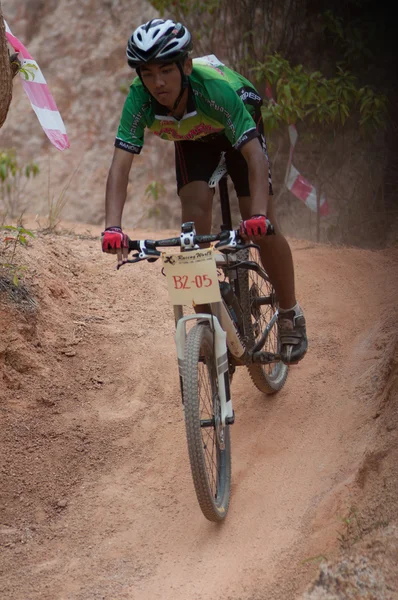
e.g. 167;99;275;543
266;84;330;216
42;129;70;150
4;19;70;151
23;80;59;111
286;165;330;216
3;24;32;59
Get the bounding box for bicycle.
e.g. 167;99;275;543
120;175;288;522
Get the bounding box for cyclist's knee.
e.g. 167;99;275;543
179;181;214;216
179;181;213;231
179;180;213;202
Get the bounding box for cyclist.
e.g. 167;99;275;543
102;18;307;364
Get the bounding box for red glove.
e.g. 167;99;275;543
101;226;129;252
239;214;268;238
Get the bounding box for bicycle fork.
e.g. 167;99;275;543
174;309;235;427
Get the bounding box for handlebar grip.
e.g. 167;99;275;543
267;223;275;235
128;240;140;251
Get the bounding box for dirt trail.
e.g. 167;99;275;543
0;224;397;599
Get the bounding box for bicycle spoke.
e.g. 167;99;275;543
203;436;218;496
198;361;220;498
247;255;279;377
198;365;213;417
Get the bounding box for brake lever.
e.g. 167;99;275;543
116;252;160;270
116;254;141;269
234;242;260;251
214;230;240;251
215;240;260;253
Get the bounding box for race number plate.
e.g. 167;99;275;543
162;248;221;305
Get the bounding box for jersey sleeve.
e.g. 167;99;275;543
115;86;150;155
203;80;259;151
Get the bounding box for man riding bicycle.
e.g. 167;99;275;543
102;18;308;365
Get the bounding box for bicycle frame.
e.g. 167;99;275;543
172;246;252;429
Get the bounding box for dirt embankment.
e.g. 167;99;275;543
0;224;397;599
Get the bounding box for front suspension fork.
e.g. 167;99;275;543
174;308;234;427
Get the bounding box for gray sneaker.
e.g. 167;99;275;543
278;307;308;364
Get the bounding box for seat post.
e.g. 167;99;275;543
219;175;232;230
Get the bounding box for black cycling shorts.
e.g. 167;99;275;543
174;107;273;197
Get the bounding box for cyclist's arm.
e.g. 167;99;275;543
105;148;134;228
201;80;269;214
240;138;270;215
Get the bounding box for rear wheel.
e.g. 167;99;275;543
236;248;288;394
183;322;231;521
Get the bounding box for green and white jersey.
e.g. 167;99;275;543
115;55;263;154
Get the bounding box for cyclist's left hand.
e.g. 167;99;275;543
239;214;271;239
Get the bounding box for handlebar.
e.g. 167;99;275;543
119;224;275;268
128;230;236;252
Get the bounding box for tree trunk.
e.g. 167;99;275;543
0;2;13;129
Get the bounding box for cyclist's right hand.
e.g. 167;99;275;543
239;214;271;239
101;226;130;266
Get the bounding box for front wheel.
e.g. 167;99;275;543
183;322;231;522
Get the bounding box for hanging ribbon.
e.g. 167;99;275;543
4;19;70;151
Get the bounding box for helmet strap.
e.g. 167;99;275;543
136;67;144;84
171;61;189;112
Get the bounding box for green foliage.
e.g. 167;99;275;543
119;80;130;95
337;506;363;549
252;54;387;135
0;224;35;287
358;87;388;129
18;61;39;81
2;224;34;247
145;180;166;218
0;150;40;218
145;180;166;202
322;9;374;66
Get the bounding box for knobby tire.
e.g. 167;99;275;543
183;322;231;522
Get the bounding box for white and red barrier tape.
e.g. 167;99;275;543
265;83;329;216
4;19;70;151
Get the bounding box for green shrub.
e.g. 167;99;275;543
0;149;39;218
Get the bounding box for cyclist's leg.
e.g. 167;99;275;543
226;139;307;363
238;193;307;363
238;195;296;310
175;140;220;234
180;181;214;235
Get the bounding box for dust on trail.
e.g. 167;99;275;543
0;224;397;600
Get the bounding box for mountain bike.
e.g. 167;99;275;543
121;175;288;521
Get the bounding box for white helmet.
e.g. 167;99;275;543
126;19;192;68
